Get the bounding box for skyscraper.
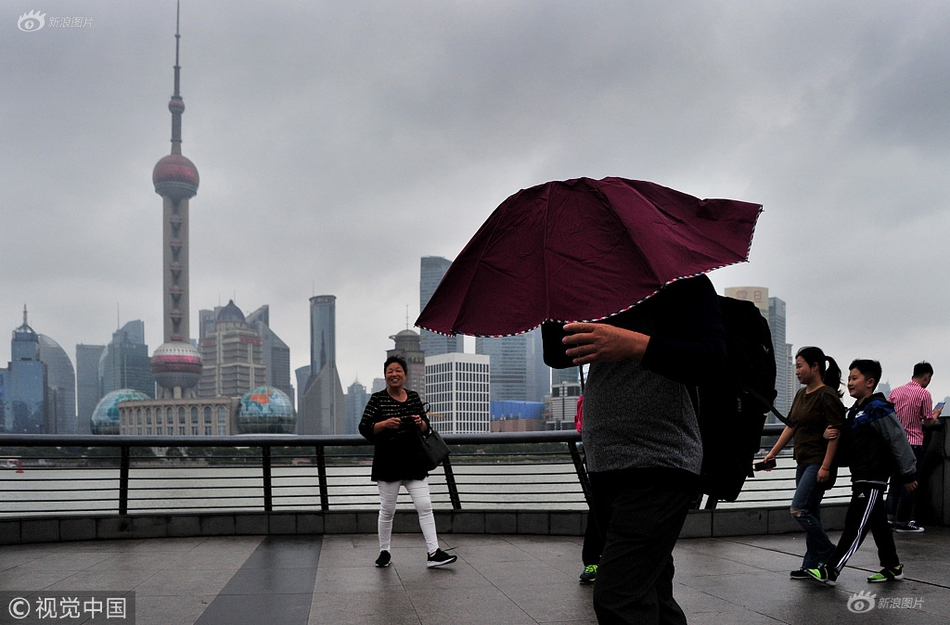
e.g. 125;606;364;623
419;256;463;358
344;379;369;435
245;305;293;402
99;320;154;399
768;297;791;419
38;334;76;434
424;352;491;434
387;329;425;399
299;295;346;434
150;7;203;400
0;308;49;434
76;343;105;434
724;286;791;421
198;301;266;398
476;334;529;401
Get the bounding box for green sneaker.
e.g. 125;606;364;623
867;564;903;583
579;564;598;584
804;566;837;586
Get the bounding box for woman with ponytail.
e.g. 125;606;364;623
763;346;846;578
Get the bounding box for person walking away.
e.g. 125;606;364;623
575;393;606;585
886;361;942;532
358;356;457;569
762;346;845;578
805;359;918;586
562;274;726;625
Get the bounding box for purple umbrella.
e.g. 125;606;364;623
416;176;762;337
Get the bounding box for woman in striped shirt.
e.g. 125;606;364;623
359;355;457;569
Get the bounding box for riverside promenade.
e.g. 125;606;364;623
2;528;949;625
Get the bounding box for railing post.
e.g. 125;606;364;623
262;445;273;512
315;445;329;511
118;445;130;515
567;441;592;508
442;457;461;510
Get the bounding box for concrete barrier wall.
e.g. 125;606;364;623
0;503;851;546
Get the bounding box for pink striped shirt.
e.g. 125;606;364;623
888;380;933;446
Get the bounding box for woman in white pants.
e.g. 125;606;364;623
358;356;457;568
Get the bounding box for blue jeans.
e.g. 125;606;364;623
791;463;835;569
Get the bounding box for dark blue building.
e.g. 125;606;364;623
0;310;49;434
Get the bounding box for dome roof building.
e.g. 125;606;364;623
237;386;296;434
91;389;150;435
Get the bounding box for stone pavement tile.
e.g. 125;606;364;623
133;567;238;596
45;566;160;592
0;567;76;591
309;590;418;625
133;593;216;625
410;585;539;625
195;592;312;625
500;582;598;623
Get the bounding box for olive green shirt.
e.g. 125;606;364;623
790;387;846;465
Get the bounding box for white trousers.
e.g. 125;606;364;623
377;478;439;554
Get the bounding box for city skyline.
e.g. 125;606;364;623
5;3;950;404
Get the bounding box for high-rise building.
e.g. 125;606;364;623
198;301;266;398
552;366;580;386
387;329;426;399
299;295;346;434
99;321;155;398
76;344;105;434
38;334;76;434
724;286;791;421
476;334;528;401
1;308;50;433
150;9;203;400
768;297;790;420
424;352;491;434
524;328;549;402
344;379;369;435
419;256;463;358
245;305;293;402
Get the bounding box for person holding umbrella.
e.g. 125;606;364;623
358;355;457;569
562;274;726;625
415;176;763;623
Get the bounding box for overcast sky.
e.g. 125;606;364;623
3;1;950;406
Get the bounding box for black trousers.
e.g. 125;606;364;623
589;470;694;625
830;482;899;575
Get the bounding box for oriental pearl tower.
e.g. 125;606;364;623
150;6;203;399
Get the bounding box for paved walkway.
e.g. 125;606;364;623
1;528;949;624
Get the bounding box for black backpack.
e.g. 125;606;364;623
694;296;785;506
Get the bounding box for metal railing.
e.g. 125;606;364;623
0;424;843;518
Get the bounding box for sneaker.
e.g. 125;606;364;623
579;564;598;584
868;564;904;583
895;521;925;533
426;548;458;568
789;569;809;579
375;550;391;567
804;566;837;586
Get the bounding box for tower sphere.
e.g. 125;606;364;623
151;340;202;390
168;96;185;115
153;154;199;200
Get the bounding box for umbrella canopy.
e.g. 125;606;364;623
416;176;762;337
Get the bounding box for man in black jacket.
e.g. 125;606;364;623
805;359;917;586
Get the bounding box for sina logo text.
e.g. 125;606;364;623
18;10;46;32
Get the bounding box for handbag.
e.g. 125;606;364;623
416;427;450;471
